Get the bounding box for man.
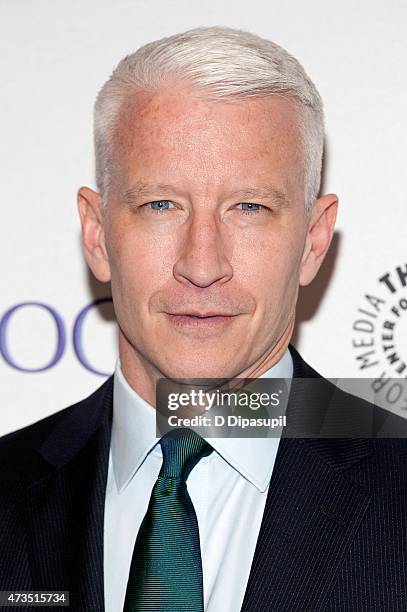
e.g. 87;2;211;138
1;26;406;612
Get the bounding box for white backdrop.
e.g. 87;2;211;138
1;0;406;435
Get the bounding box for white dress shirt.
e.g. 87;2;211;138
104;350;293;612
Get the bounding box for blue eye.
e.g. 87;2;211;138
146;200;174;213
237;202;262;214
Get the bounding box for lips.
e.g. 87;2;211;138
168;312;235;318
164;311;238;332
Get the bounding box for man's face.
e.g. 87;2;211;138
80;86;336;382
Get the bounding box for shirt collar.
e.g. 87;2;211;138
111;349;293;494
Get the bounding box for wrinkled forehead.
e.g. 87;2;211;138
111;86;305;200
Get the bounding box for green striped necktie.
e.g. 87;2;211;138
123;428;213;611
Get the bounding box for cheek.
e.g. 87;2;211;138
235;232;302;307
238;231;299;277
107;224;176;301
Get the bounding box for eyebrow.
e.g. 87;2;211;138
122;182;179;205
121;182;291;208
227;187;290;207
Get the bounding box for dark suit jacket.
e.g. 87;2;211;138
1;345;407;611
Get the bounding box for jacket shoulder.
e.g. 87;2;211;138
0;376;113;464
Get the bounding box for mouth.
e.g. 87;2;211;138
165;312;238;331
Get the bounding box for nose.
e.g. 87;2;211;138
173;210;233;288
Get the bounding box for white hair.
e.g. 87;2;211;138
94;26;324;212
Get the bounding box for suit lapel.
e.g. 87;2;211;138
240;346;372;611
240;437;371;611
24;376;114;612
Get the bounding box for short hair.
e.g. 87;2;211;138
94;26;324;212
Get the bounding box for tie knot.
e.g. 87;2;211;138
159;428;213;480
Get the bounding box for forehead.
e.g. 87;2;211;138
117;85;300;146
113;85;304;195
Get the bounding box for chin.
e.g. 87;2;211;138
160;359;236;382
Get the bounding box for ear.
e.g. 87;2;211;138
299;193;338;286
77;186;111;283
